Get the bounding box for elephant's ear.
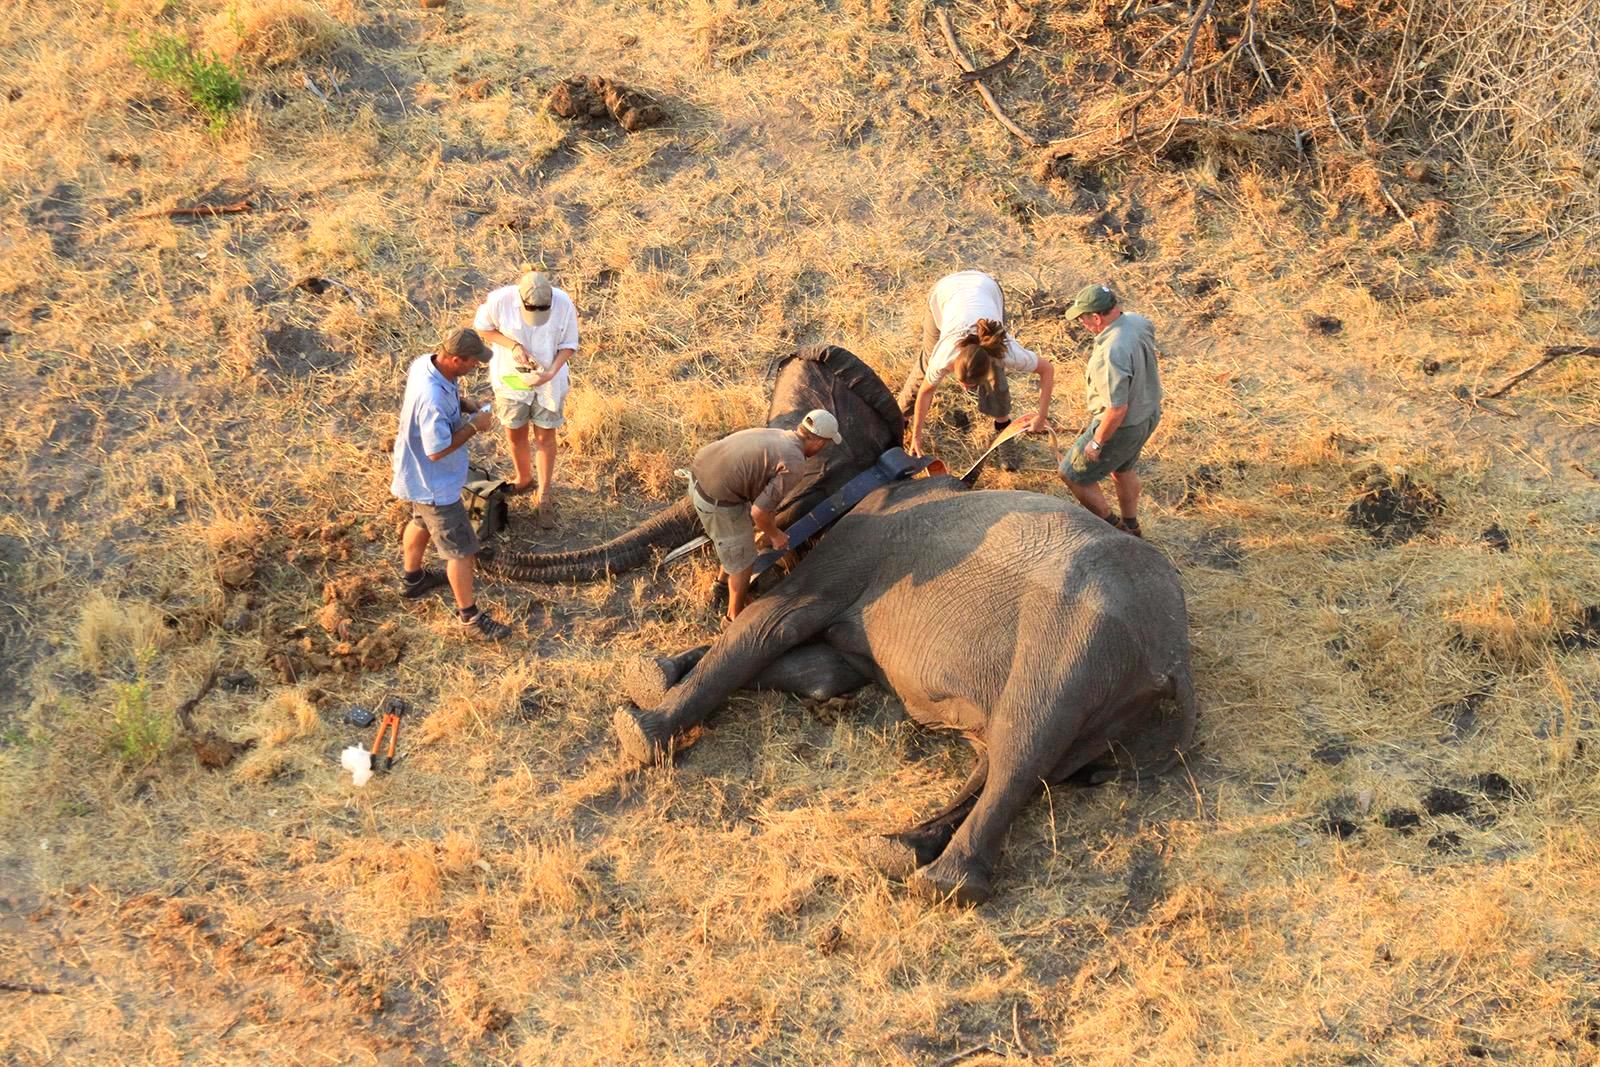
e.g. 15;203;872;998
767;343;904;441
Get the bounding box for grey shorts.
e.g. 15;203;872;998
411;500;480;560
494;394;564;430
1061;413;1160;483
688;479;757;575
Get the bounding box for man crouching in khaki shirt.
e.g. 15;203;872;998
687;409;843;620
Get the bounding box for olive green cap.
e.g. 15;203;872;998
1065;283;1117;320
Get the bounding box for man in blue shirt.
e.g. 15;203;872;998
391;328;512;640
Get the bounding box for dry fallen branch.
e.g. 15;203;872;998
138;197;254;220
932;7;1043;147
1480;345;1600;399
958;46;1019;83
174;669;219;734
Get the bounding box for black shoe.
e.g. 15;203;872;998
400;569;449;599
1110;515;1143;538
459;609;512;641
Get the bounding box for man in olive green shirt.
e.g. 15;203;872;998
1058;284;1163;537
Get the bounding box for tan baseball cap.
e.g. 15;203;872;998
517;270;554;326
800;408;843;444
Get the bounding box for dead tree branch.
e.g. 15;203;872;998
139;197;254;220
175;669;219;735
933;7;1043;147
1480;345;1600;399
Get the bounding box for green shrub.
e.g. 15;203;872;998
109;648;170;766
131;32;244;133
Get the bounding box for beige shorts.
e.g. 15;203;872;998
494;394;564;430
688;478;757;575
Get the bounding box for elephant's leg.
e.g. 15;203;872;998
614;591;840;766
908;691;1117;906
754;643;870;701
622;646;710;709
625;642;867;710
867;747;988;878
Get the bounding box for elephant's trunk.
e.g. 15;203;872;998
483;497;700;583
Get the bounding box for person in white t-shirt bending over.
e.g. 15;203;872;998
473;266;579;527
896;270;1055;469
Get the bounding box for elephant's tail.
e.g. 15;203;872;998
1149;666;1199;777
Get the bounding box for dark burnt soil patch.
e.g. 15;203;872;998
1382;808;1422;833
1434;687;1492;743
547;74;666;132
28;181;83;257
1422;786;1473;818
1345;466;1445;544
261;325;346;377
1555;606;1600;651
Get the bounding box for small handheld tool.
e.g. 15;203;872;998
369;696;409;771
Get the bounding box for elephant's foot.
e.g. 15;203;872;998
907;854;994;907
612;705;674;767
622;657;675;710
865;827;957;880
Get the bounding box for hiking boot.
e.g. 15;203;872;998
1110;514;1144;538
400;569;449;599
459;609;512;641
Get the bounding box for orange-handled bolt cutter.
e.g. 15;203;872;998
369;696;409;771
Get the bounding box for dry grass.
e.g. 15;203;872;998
2;0;1599;1061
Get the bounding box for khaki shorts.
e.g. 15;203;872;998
1061;412;1160;484
411;500;480;560
688;478;757;575
494;394;565;430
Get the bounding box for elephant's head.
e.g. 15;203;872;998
485;344;904;583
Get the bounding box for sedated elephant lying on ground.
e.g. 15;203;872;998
490;342;1197;904
613;474;1198;905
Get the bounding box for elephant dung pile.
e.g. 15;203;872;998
547;74;667;132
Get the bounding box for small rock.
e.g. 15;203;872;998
1355;789;1374;816
219;670;257;692
1403;160;1438;184
1420;357;1441;375
1422;786;1472;817
1480;525;1510;552
1304;313;1343;335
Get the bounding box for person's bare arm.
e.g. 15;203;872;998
909;381;937;456
1087;403;1128;460
1026;360;1055;432
750;504;789;550
477;328;527;363
528;347;574;387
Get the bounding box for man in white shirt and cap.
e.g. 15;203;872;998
474;265;579;527
686;410;843;621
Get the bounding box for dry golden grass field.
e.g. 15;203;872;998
3;0;1600;1061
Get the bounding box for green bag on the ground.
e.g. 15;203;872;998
461;467;511;541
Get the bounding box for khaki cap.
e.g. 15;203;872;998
800;408;843;445
517;270;554;326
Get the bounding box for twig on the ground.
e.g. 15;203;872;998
1122;0;1216;139
933;7;1043;146
175;669;219;735
0;981;66;995
937;1045;1000;1067
293;275;366;312
1380;182;1419;238
139;197;254;220
958;46;1019;83
303;72;330;104
1480;345;1600;399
